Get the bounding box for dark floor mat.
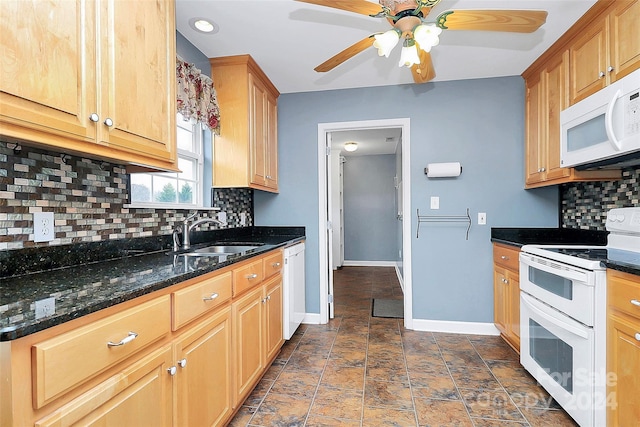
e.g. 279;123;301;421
372;298;403;318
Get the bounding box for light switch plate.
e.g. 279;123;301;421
34;212;55;242
430;196;440;210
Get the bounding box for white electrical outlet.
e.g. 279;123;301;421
34;212;55;242
240;212;246;226
217;211;227;224
430;196;440;210
35;297;56;319
478;212;487;225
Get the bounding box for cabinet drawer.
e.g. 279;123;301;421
172;271;232;330
263;250;283;279
233;259;264;297
493;244;520;271
608;271;640;320
32;296;171;408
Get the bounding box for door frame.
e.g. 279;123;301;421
317;118;413;329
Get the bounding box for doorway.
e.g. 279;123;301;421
317;118;413;329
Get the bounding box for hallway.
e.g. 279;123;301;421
228;266;577;426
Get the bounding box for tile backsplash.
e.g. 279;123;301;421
0;142;253;250
561;166;639;230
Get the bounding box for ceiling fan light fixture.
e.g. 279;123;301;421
398;38;420;67
413;23;442;52
373;29;401;57
344;141;358;152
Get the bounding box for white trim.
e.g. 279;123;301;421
395;263;404;293
302;313;322;325
317;118;412;328
412;319;501;335
342;260;397;267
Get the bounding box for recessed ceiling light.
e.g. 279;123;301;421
189;18;219;34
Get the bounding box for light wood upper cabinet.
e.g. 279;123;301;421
0;0;177;172
210;55;279;193
522;0;627;188
607;269;640;427
569;0;640;105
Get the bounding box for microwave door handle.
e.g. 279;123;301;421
605;89;623;150
521;293;589;339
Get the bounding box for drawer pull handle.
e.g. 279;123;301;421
178;358;187;368
631;299;640;307
247;273;258;280
203;293;219;301
107;331;138;348
272;262;281;268
636;333;640;342
501;256;509;260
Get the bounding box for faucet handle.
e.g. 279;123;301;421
172;225;182;252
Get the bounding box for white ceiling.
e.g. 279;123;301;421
175;0;597;95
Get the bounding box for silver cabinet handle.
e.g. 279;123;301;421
635;333;640;342
89;113;99;122
261;297;267;304
246;273;258;280
599;71;605;78
267;295;271;301
631;299;640;307
607;66;614;72
178;358;187;368
104;117;114;127
167;366;177;376
272;262;281;268
203;293;219;301
107;331;138;347
501;256;509;260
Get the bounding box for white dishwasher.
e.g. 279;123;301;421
283;242;305;339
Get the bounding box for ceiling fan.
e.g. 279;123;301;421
296;0;548;83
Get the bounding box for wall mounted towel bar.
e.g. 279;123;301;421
416;208;471;240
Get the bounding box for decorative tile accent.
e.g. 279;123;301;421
0;141;253;250
561;166;639;230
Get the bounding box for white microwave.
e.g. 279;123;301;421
560;68;640;169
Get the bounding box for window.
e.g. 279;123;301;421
129;113;205;207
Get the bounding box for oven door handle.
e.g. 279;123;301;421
521;293;589;339
519;253;590;283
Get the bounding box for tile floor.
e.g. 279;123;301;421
228;266;579;427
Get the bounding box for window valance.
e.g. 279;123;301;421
176;56;221;135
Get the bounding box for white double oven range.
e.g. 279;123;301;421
518;207;640;427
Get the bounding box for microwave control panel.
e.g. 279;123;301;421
626;90;639;136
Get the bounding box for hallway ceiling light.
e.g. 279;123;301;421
189;18;219;34
344;141;358;152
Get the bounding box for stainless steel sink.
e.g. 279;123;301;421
192;245;260;255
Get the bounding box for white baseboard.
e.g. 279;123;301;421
394;264;404;293
342;260;397;267
302;313;322;325
411;319;501;335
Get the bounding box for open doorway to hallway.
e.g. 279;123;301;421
317;118;413;329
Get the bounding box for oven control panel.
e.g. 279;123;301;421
606;207;640;232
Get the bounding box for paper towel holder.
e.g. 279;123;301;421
424;162;462;178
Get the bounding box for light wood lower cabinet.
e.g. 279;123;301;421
493;243;520;352
232;273;284;406
607;269;640;426
0;248;286;427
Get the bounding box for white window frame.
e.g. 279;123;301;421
127;113;211;209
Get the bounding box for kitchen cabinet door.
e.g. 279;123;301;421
264;276;284;363
174;307;233;427
607;313;640;426
493;266;509;336
98;0;176;167
232;285;265;405
35;346;173;427
525;73;545;185
0;0;97;144
542;53;571;181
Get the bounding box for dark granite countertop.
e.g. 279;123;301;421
491;227;640;276
0;227;305;341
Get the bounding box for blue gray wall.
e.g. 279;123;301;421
255;76;559;324
343;154;397;262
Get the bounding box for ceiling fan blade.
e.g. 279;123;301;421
295;0;383;17
411;48;435;84
314;36;375;72
436;10;548;33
